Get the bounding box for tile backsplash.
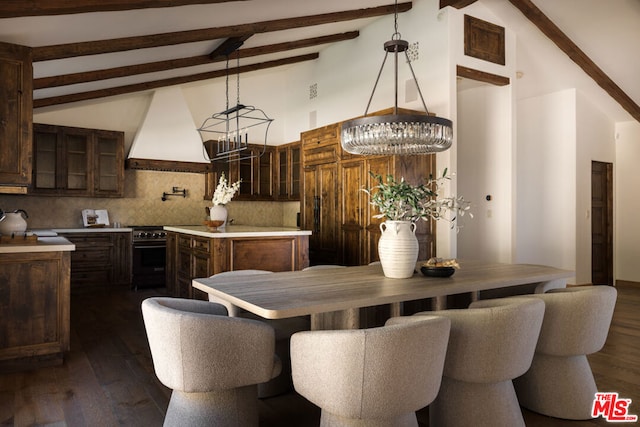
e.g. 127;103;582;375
0;170;300;229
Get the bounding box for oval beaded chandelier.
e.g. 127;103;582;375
340;1;453;155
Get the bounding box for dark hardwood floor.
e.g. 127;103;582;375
0;282;638;426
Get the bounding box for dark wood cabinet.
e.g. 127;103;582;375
301;111;436;266
0;42;32;193
32;123;124;197
166;230;310;299
301;124;340;265
276;141;301;200
173;233;213;300
57;231;132;292
204;142;275;201
0;251;70;369
338;155;435;266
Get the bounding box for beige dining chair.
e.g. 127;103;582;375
291;315;451;427
410;296;545;427
207;269;310;398
141;297;281;427
513;285;617;420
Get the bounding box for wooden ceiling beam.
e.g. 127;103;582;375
508;0;640;122
33;53;319;108
34;31;359;89
457;65;509;86
0;0;246;18
32;2;411;61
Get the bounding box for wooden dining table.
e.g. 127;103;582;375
192;260;575;330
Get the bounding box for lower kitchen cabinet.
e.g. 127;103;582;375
166;229;310;299
174;233;212;299
0;251;70;370
57;230;132;292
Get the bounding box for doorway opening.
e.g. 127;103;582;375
591;161;613;285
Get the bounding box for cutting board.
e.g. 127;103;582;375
0;234;38;244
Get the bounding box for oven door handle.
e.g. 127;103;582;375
133;244;167;249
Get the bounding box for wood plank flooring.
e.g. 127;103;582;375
0;282;638;426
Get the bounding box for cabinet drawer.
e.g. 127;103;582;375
301;124;339;148
303;145;338;165
177;235;192;248
71;248;111;264
61;233;112;245
192;237;211;253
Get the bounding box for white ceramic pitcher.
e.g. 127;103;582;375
0;209;28;235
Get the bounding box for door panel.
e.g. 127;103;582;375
591;161;613;285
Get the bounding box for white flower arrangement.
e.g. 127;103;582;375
212;172;241;206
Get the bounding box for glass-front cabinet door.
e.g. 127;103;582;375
63;129;90;194
31;123;124;197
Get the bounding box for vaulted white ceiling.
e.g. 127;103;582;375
1;0;638;122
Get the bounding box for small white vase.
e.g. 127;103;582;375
378;220;419;279
209;204;228;227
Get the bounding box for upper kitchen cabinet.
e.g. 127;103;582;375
31;123;124;197
0;42;33;194
204;142;275;201
276;141;301;201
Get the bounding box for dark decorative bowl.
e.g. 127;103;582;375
421;266;456;278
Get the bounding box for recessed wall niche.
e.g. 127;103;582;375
464;14;505;65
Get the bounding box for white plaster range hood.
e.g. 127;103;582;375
127;87;213;173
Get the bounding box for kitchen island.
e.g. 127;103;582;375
164;225;311;299
0;236;75;371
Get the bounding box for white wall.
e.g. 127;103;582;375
515;90;576;277
575;92;616;283
615;121;640;282
457;83;513;263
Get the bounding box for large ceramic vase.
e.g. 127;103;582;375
378;220;419;279
209;204;228;228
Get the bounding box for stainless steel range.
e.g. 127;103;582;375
131;226;167;289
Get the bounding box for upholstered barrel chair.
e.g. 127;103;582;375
412;297;545;427
291;315;451;427
207;269;310;398
513;285;618;420
141;297;281;427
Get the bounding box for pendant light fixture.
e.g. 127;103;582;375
340;0;453;155
198;53;273;162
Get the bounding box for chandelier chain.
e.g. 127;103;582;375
393;0;401;40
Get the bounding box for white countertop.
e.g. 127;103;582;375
53;227;132;233
164;225;312;238
0;236;76;253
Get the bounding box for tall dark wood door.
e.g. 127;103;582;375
591;161;613;285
